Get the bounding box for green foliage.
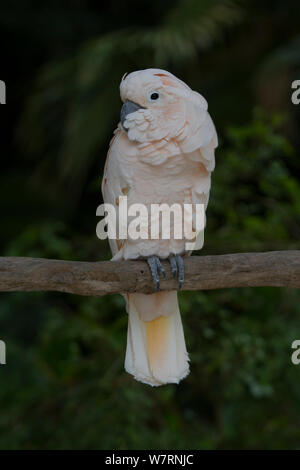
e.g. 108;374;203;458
2;0;300;450
206;110;300;252
1;112;300;449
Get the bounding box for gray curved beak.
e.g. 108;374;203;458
121;100;145;131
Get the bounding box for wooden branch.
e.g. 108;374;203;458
0;251;299;296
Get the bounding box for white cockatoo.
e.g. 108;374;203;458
102;69;217;386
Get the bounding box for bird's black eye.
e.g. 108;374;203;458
149;92;160;101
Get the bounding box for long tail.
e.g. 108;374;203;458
124;291;189;386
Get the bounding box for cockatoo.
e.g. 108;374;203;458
101;69;217;386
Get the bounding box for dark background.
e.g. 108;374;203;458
0;0;300;449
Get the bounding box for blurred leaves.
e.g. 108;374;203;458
2;111;300;449
2;0;300;451
260;35;300;75
206;110;300;252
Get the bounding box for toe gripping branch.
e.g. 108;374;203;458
147;255;184;292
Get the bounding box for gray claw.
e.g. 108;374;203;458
157;259;166;279
169;255;184;289
147;256;166;291
176;255;184;289
169;256;178;278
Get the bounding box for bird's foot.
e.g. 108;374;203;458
147;255;166;292
169;255;184;289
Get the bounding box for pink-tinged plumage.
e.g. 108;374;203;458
102;68;217;386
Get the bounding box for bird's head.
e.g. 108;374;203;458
119;69;208;144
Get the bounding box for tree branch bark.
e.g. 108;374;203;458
0;251;299;296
